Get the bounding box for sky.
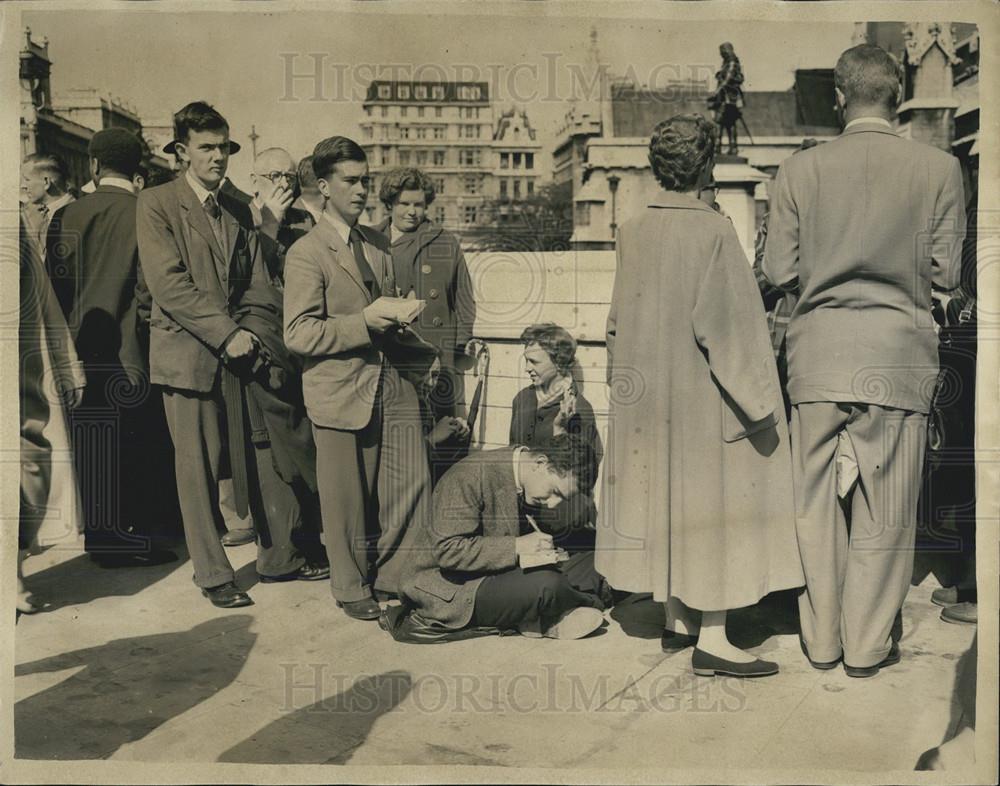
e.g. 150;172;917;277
23;4;855;192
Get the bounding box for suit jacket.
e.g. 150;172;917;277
136;176;279;393
374;217;475;368
400;448;521;629
283;217;397;430
45;184;145;380
763;122;965;413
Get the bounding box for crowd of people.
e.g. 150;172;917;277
18;43;977;688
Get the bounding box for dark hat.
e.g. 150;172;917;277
88;128;143;174
163;138;241;155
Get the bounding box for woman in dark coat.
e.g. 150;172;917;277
596;115;802;677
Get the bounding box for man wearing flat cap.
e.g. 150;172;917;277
137;101;326;608
47;127;178;567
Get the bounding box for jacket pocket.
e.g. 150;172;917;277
413;577;458;603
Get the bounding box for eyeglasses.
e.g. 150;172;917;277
260;171;298;183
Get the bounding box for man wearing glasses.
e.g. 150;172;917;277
249;147;314;283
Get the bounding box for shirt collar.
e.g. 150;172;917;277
44;193;73;215
322;210;356;247
99;176;135;194
512;445;527;497
844;116;893;131
185;169;221;205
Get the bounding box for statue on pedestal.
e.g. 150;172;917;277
708;42;745;155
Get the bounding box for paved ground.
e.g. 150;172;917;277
14;539;976;775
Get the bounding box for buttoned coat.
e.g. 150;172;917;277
283;219;402;430
136;176;278;393
763;122;965;413
595;191;803;611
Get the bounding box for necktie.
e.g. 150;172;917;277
37;204;50;255
203;193;228;258
349;226;379;298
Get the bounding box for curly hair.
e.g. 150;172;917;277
520;323;577;373
648;114;717;192
530;434;598;494
378;167;436;209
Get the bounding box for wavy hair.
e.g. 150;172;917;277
648;114;717;192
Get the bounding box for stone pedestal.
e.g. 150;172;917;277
713;156;769;260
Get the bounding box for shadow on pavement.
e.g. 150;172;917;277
15;615;255;759
218;670;412;764
19;544;190;613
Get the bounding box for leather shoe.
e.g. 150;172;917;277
931;586;958;607
800;637;840;670
661;630;698;653
844;641;900;678
692;648;779;678
90;548;178;568
259;563;331;583
941;601;976;625
221;528;256;547
336;598;381;620
202;581;253;608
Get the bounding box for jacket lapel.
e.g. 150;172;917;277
177;178;226;266
322;220;372;303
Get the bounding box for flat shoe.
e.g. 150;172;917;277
201;581;253;609
661;630;698;653
940;602;976;626
692;648;779;678
930;586;958;607
259;563;331;583
844;642;901;678
336;598;381;620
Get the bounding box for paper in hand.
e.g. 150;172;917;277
520;548;571;570
379;296;427;325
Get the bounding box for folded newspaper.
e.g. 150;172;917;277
377;296;427;325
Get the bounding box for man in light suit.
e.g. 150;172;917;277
764;45;965;677
138;102;327;608
284;136;436;620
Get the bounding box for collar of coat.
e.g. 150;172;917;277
841;121;899;138
647;190;719;213
375;217;444;248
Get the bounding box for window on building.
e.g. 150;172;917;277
399;150;411;165
416;150;428;165
378;84;391;99
417;106;425;117
415;85;427;99
434;205;446;224
416;127;427;139
401;106;408;118
459;149;480;167
381;148;390;165
364;107;371;116
433;126;446;139
527;180;535;195
434;106;443;118
499;179;508;198
525;152;534;170
433;150;445;166
380;106;388;117
463;205;478;224
513;179;521;199
433;177;446;193
500;152;509;169
463;175;479;194
513;152;522;169
575;202;591;226
432;85;445;100
400;127;410;139
399;85;410;99
363;127;373;139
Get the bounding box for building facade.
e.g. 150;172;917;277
359;81;540;237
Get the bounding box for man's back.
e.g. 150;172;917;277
763;122;965;413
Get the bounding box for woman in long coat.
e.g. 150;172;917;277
596;114;803;677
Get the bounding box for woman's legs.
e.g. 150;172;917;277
663;596;700;635
696;610;755;663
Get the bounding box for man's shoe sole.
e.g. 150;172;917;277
542;607;605;639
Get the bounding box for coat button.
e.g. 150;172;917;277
429;288;439;299
421;264;432;274
432;317;443;327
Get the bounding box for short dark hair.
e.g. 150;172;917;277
173;101;230;145
834;44;902;109
23;153;70;190
530;434;598;495
311;136;367;181
520;323;577;373
297;155;319;190
648;114;716;192
88;128;143;177
379;167;436;209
